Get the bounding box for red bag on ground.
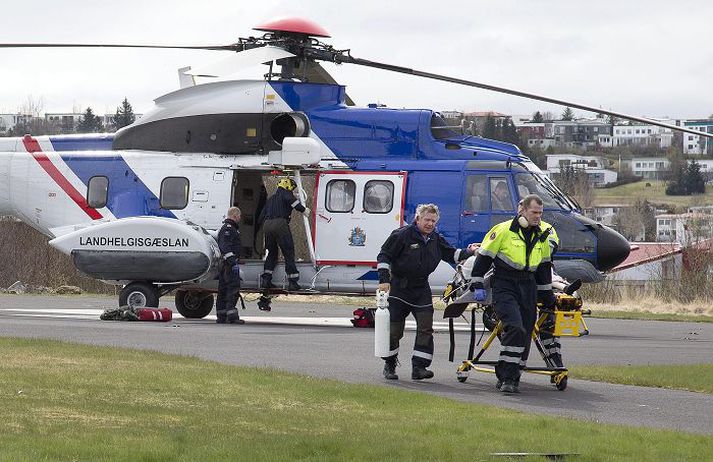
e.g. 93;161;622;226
136;308;173;322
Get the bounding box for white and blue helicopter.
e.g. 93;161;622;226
1;17;707;317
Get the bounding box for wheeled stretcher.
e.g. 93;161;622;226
442;258;589;391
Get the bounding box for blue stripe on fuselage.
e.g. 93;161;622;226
49;135;114;152
57;153;176;219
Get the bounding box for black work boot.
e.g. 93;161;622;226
216;310;227;324
260;273;276;289
287;278;302;291
383;359;398;380
226;310;245;325
411;366;434;380
500;380;518;394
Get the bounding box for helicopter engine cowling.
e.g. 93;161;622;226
270;112;310;145
48;217;221;284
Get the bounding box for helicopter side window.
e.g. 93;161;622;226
490;177;513;211
87;175;108;209
465;175;488;212
326;179;355;213
363;180;394;213
430;113;459;140
515;173;560;209
160;177;190;210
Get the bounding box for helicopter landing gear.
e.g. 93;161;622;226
119;282;159;309
175;290;214;318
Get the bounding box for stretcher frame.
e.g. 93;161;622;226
445;296;589;391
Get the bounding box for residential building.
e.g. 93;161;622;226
681;119;713;155
611;123;673;149
545;154;618;186
545;119;611;149
655;212;713;246
628;157;670;180
0;113;32;134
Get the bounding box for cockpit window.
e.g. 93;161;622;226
515;173;573;210
430;113;460;140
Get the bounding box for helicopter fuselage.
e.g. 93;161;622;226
0;79;630;310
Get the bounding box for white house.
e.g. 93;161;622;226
655;212;713;246
545;154;618;186
681;119;713;155
612;123;674;149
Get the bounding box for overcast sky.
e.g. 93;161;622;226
1;0;712;120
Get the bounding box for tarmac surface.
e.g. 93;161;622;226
1;293;712;435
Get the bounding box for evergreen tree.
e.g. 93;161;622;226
482;115;497;139
76;107;103;133
665;150;688;195
686;160;706;194
561;107;575;121
532;111;544;123
113;97;136;130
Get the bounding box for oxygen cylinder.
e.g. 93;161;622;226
374;290;391;357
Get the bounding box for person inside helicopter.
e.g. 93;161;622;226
491;180;513;211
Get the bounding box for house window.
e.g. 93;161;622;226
160;177;189;210
363;180;394;213
325;179;356;213
87;176;108;209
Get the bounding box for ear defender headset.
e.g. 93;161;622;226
518;215;529;228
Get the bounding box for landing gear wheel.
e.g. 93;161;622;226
555;375;568;391
482;306;499;332
119;282;159;309
175;290;214;319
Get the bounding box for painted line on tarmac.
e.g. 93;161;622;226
0;308;482;332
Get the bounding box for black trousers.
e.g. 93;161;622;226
382;284;434;368
263;218;299;279
491;272;537;382
216;266;240;320
538;313;563;367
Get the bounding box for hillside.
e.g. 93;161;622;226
593;180;713;211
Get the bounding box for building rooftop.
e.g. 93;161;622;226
611;242;682;272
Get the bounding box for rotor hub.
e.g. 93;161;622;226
253;17;331;38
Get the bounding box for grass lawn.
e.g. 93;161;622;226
587;309;713;323
571;364;713;395
1;338;711;461
594;180;712;209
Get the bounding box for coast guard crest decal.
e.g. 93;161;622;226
348;227;367;246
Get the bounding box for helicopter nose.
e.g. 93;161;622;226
594;225;631;271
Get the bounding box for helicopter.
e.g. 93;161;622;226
2;17;708;316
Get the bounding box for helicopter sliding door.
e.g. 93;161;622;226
313;171;406;265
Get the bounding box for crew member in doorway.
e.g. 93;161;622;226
377;203;477;381
216;206;244;324
469;194;556;393
259;177;310;291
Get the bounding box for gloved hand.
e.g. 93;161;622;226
303;206;311;216
231;264;240;276
540;292;557;309
473;288;487;302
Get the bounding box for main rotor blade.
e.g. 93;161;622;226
0;43;238;51
185;46;295;77
303;62;354;106
343;56;713;139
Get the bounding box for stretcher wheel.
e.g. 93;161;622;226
457;376;468;383
555;375;568;391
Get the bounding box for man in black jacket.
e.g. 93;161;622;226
259;177;310;291
216;206;244;324
377;203;477;380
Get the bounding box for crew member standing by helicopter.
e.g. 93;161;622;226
377;203;477;381
259;177;310;291
469;194;556;393
216;206;244;324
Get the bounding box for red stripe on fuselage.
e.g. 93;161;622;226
22;135;103;220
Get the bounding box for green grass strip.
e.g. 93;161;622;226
588;310;713;323
571;364;713;395
0;337;711;461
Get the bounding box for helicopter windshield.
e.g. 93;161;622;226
430;113;460;140
514;172;574;211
